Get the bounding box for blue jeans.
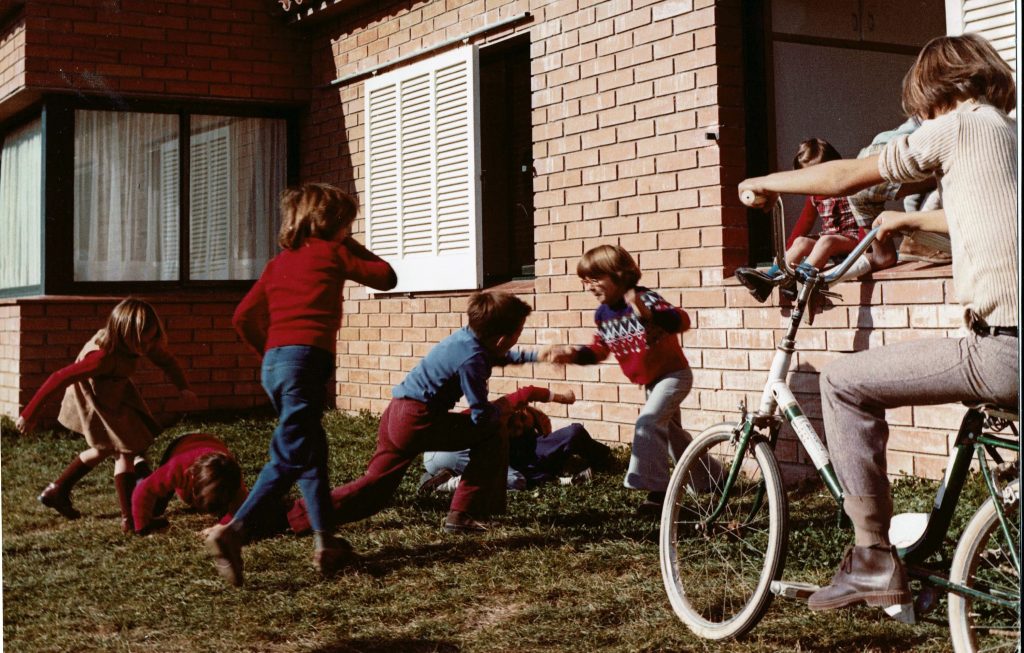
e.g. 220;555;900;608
625;368;693;491
232;346;334;534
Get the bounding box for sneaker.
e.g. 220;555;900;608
636;491;666;517
314;536;354;577
559;467;594;486
204;523;244;587
38;483;81;520
807;545;912;617
898;233;952;264
418;468;456;495
443;510;488;534
734;267;777;303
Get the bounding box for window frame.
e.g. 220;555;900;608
4;94;301;297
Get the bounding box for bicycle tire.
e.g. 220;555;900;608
659;422;788;640
948;479;1020;653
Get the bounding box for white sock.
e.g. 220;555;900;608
441;476;461;492
833;255;872;284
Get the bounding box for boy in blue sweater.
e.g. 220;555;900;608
327;291;537;533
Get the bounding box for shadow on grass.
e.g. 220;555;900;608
310;639;459;653
338;532;568;579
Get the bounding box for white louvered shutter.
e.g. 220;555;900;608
948;0;1017;75
365;46;482;293
190;127;232;280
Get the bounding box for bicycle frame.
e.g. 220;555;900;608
901;407;1019;608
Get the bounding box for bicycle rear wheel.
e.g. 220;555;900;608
948;480;1020;653
659;423;788;640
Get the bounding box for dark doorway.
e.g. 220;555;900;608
479;35;534;283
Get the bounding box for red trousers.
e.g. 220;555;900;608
285;398;508;534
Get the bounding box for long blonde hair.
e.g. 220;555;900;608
96;298;167;356
277;183;358;250
902;33;1016;119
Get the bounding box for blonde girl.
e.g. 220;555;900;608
205;182;397;586
738;34;1017;616
17;298;196;532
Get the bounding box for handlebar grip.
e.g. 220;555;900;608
740;189;766;208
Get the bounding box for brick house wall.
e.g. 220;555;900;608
0;0;976;484
8;0;309;107
294;0;967;482
0;13;25;104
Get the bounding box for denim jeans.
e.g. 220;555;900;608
232;345;335;534
624;368;693;491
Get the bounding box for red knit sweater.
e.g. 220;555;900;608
131;433;246;533
233;236;397;354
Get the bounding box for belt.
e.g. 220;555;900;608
972;324;1018;337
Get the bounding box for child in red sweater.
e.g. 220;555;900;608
16;298;196;533
131;432;246;535
204;183;397;587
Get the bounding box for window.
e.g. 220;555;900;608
0;118;42;293
73;110;286;283
364;39;534;293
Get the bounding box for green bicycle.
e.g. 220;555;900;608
659;199;1020;652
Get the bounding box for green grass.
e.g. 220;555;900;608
1;411;988;652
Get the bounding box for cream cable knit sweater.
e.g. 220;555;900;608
879;100;1018;328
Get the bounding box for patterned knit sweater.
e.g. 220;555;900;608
572;287;690;386
879;100;1017;328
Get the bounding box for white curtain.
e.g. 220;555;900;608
0;119;43;291
190;115;286;280
74;110;179;281
74;111;286;282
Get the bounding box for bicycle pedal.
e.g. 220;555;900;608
770;580;820;600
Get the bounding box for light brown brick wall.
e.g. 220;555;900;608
0;14;26;103
0;1;975;484
295;0;970;482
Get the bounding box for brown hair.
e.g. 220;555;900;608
187;453;242;516
902;33;1016;120
467;291;532;341
576;244;641;289
278;183;358;250
793;138;843;170
96;298;167;356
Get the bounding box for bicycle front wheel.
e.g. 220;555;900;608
948;479;1020;653
659;422;788;640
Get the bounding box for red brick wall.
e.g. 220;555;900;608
0;294;265;427
14;0;309;105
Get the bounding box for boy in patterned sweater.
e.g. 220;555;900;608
544;245;718;514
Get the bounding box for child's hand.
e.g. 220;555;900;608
15;415;33;434
872;211;908;242
551;389;576;405
539;345;575;364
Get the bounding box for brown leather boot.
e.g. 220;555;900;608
38;455;94;519
808;545;912;614
114;472;137;534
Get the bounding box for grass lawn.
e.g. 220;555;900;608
2;410;978;652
